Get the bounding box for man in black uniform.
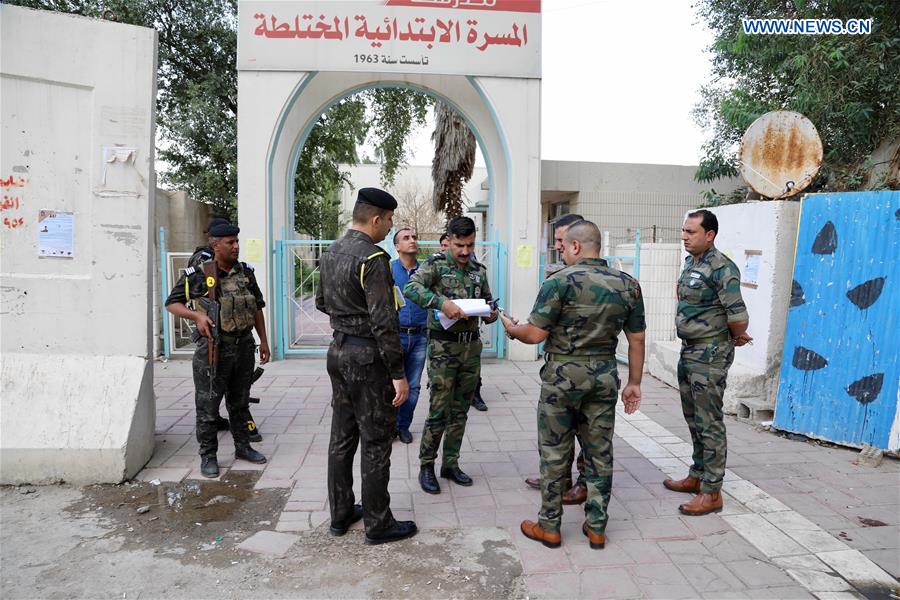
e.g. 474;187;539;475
187;217;263;442
316;187;418;545
166;221;269;478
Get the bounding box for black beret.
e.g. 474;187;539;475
205;217;230;233
357;187;397;210
209;222;240;237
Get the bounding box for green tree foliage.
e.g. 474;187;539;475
11;0;430;228
694;0;900;203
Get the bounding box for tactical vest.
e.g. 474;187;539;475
191;263;257;332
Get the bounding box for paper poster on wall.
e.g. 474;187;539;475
742;250;762;288
244;238;264;263
38;210;75;257
516;244;533;268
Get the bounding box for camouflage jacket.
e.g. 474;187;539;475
165;260;264;333
676;246;749;340
315;229;404;379
528;257;646;355
403;251;493;334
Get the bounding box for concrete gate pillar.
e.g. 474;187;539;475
237;1;542;361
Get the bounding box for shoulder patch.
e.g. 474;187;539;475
184;266;196;275
241;261;255;271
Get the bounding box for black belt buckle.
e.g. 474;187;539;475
401;326;422;335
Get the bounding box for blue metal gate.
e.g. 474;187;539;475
274;237;506;359
774;191;899;450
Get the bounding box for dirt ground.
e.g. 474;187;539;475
1;473;525;599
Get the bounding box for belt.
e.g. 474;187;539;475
682;332;731;346
218;329;253;344
545;352;615;363
334;332;378;348
429;329;480;343
399;326;425;335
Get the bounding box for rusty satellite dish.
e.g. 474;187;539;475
739;111;823;199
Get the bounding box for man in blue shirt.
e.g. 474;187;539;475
391;227;429;444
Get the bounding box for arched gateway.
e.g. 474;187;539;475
237;0;542;361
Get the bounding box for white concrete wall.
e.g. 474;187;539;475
0;6;158;483
238;70;541;360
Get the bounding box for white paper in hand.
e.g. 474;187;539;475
436;298;493;330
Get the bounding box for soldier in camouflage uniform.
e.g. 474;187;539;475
165;221;270;478
404;216;498;494
664;209;751;516
187;218;262;442
315;188;417;545
501;220;646;549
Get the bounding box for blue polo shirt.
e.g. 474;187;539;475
391;257;428;329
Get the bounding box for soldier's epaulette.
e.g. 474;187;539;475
241;261;254;271
184;266;197;276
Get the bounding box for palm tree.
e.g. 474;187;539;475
431;102;476;220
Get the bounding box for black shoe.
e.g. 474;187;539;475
419;466;441;494
365;520;418;545
398;429;413;444
330;504;363;536
246;419;263;443
440;466;473;486
471;396;488;412
235;446;267;464
200;456;219;478
216;416;230;431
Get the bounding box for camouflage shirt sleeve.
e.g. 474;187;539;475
165;270;206;306
527;276;564;330
715;262;749;323
624;279;647;333
363;253;405;380
403;256;446;309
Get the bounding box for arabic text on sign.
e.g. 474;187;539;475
253;13;527;51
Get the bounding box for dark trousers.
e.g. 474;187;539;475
192;334;254;457
326;339;397;533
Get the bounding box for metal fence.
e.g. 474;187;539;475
274;238;506;359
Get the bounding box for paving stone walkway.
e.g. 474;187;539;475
147;358;899;599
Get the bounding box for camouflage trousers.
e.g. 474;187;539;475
192;333;254;457
326;338;397;533
537;357;619;534
419;338;482;468
677;340;735;493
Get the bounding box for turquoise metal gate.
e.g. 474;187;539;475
275;238;506;359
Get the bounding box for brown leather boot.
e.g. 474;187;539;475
524;476;541;489
562;482;587;505
663;475;701;494
520;520;561;548
679;492;723;516
582;521;606;550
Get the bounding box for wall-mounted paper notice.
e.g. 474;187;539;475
244;238;263;263
516;244;533;268
38;210;74;257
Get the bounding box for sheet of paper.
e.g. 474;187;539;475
244;238;263;263
435;298;493;330
516;244;533;268
37;210;75;257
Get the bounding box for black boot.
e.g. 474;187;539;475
235;446;267;464
471;379;487;411
365;521;418;545
200;456;219;478
419;465;441;494
440;466;474;486
330;504;364;536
